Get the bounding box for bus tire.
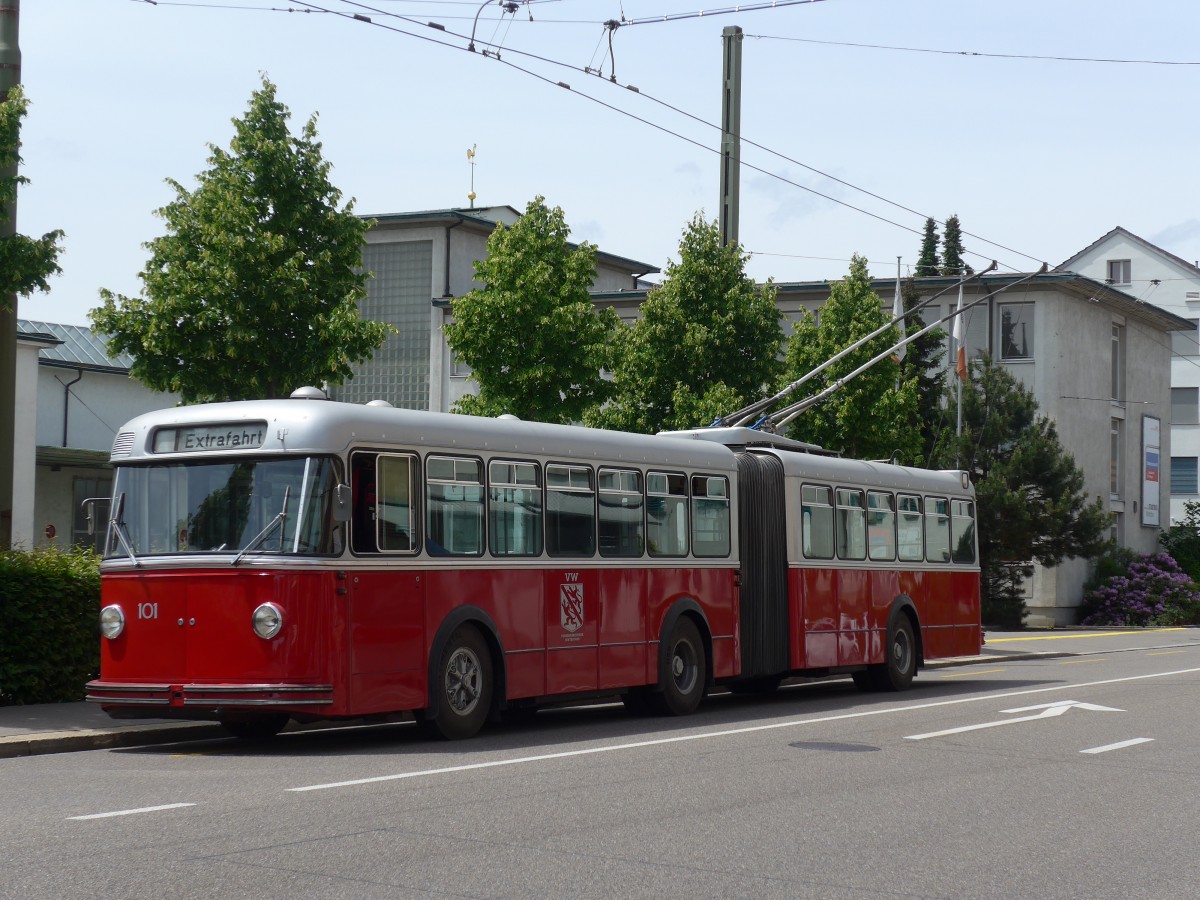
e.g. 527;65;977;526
425;625;493;740
871;614;917;691
651;617;707;716
220;713;290;740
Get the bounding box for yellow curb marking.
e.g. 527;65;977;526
1057;657;1106;664
1148;650;1186;656
987;628;1185;643
940;668;1005;678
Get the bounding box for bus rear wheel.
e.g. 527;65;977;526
870;615;917;691
220;713;290;740
424;625;493;740
651;617;707;716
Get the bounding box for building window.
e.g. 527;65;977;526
1106;259;1131;285
73;476;112;550
1110;418;1123;498
1172;387;1199;425
1172;319;1199;357
999;303;1034;360
1111;323;1124;402
1171;457;1198;495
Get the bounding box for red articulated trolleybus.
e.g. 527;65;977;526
86;389;982;740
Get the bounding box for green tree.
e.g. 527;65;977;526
444;196;618;424
898;277;948;463
1160;500;1200;583
90;76;389;403
589;214;784;434
780;254;921;461
932;356;1111;625
915;217;939;277
940;214;972;276
0;85;64;305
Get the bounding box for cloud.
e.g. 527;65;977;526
1151;219;1200;257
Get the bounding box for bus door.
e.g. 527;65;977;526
347;452;426;709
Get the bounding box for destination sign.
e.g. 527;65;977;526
152;422;268;453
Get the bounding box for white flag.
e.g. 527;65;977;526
953;283;967;379
892;259;905;362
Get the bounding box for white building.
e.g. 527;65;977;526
1058;227;1200;524
13;320;179;550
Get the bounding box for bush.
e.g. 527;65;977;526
1160;500;1200;583
1079;552;1200;627
0;547;100;705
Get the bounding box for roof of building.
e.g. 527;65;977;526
17;319;132;373
1057;226;1200;277
363;205;660;276
592;271;1195;333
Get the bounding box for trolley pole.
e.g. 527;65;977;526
718;25;742;248
0;0;20;549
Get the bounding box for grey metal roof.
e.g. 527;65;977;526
17;319;133;372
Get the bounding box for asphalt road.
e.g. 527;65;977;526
3;638;1199;899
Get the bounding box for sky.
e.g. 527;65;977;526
13;0;1200;326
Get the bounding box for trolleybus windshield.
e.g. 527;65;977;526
105;456;341;558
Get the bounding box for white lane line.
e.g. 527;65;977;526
1080;738;1154;755
289;666;1200;793
68;802;196;821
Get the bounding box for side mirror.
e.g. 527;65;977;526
332;483;352;523
81;497;109;536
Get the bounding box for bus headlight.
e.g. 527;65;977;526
252;603;283;639
99;605;125;640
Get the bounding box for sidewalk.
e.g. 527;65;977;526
2;628;1195;759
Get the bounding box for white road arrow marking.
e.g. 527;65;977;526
904;699;1123;741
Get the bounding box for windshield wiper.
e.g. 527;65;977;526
108;492;141;568
232;486;290;567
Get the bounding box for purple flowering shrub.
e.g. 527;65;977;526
1080;552;1200;626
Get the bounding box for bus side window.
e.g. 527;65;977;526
489;460;542;556
897;494;923;562
801;484;834;559
691;475;730;558
426;456;484;556
925;497;951;563
599;468;644;558
351;453;378;554
378;454;418;553
836;488;866;561
867;491;896;561
951;499;976;564
647;471;688;557
546;464;595;557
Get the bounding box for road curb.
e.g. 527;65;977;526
0;723;227;760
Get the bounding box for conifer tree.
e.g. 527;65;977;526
940;214;973;276
915;217;940;277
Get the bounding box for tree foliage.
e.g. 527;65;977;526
90;76;389;402
898;277;948;464
1159;500;1200;583
931;356;1111;624
0;85;64;307
781;254;921;462
940;214;972;276
444;196;618;424
915;217;940;277
588;214;784;434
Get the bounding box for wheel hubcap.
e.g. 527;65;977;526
671;641;697;694
446;647;481;714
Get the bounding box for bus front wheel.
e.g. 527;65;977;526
652;617;707;716
424;625;493;740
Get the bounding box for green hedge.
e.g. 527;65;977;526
0;547;100;705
